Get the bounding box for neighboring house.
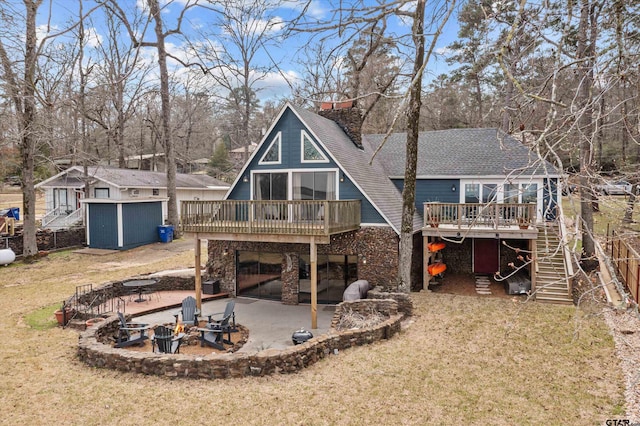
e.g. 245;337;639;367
181;102;570;322
36;166;229;236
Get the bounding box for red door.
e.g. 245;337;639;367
473;239;499;274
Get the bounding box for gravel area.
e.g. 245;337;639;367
603;307;640;422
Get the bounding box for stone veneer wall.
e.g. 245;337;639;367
77;299;405;379
206;227;400;303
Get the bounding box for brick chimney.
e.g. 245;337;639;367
318;100;363;150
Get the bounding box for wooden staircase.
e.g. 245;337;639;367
534;225;573;304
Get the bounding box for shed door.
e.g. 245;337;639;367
88;203;118;249
473;239;499;274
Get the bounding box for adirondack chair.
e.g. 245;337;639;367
115;312;150;348
198;326;225;350
205;300;235;345
173;296;200;326
207;299;237;333
152;325;183;354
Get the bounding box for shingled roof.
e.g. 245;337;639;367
37;166;230;190
367;128;561;178
289;104;423;234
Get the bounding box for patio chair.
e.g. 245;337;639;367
204;300;235;345
152;325;183;354
198;326;225;351
207;299;237;333
173;296;200;326
115;312;150;348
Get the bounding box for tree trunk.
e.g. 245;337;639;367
19;0;42;260
148;0;180;237
398;0;425;293
577;0;596;258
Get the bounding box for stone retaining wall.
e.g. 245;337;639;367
77;300;405;379
367;287;414;316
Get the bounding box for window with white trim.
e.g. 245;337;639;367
301;130;328;163
259;132;281;164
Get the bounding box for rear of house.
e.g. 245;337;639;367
183;103;571;306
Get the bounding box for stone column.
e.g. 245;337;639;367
281;252;299;305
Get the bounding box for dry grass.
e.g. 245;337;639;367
0;241;627;425
0;186;46;219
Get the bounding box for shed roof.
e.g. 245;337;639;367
36;166;230;190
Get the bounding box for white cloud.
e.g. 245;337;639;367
85;27;103;49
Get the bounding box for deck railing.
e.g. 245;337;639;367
181;199;361;236
423;202;537;229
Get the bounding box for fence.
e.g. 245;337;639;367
610;229;640;303
1;226;85;256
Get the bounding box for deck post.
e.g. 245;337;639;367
310;237;318;329
195;234;202;311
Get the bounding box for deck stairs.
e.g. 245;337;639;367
42;209;83;230
534;224;573;304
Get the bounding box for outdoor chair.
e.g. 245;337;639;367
198;326;225;351
204;300;235;346
173;296;200;326
207;299;237;333
152;325;183;354
115;312;150;348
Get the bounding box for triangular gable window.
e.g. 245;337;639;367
301;130;328;163
259;132;281;164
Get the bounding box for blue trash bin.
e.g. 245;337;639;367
6;207;19;221
158;225;173;243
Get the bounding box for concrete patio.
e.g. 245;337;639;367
130;294;335;353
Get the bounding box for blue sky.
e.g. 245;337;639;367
25;0;459;104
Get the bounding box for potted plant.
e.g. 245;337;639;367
517;216;530;229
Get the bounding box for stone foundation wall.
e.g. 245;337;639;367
78;310;404;379
438;238;472;274
4;227;85;256
206;227;400;303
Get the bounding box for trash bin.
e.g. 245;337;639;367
157;225;174;243
202;279;220;295
9;207;19;221
1;207;19;221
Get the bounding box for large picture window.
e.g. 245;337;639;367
292;171;335;201
253;173;287;200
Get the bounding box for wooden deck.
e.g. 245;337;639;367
180;199;361;238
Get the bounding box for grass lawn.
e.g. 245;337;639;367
0;243;626;425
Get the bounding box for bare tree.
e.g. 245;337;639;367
191;0;284;161
103;0;199;237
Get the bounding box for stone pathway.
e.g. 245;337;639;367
475;275;492;295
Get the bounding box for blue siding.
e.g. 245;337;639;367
229;109;338;200
122;202;163;249
88;204;118;249
227;109;385;223
340;176;385;224
393;178;460;216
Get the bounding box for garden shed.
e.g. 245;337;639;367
82;198;165;250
